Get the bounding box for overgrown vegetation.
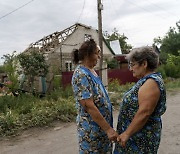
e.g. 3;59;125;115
0;87;76;137
108;79;134;106
164;78;180;90
0;51;76;137
0;65;5;73
154;20;180;78
18;51;49;93
0;77;180;137
1;51;19;93
108;78;180;107
157;54;180;78
104;28;132;54
106;59;119;69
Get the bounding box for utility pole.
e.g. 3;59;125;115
97;0;103;79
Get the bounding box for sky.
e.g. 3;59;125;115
0;0;179;64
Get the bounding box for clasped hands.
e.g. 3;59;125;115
106;128;130;148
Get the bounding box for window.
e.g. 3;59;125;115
65;62;69;71
65;61;72;71
69;63;72;71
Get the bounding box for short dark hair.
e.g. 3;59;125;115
72;39;97;64
127;46;159;70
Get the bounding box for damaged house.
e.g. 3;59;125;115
23;23;115;92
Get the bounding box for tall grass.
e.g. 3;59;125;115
0;87;76;137
0;78;179;137
108;79;134;106
165;78;180;91
108;78;180;106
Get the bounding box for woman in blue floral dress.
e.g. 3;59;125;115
72;39;118;153
114;46;166;154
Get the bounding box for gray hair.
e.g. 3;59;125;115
126;46;159;70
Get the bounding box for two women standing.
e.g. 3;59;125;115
71;39;166;154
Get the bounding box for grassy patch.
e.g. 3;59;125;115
108;78;180;107
108;79;135;106
0;78;179;137
0;88;76;137
165;78;180;95
165;78;180;90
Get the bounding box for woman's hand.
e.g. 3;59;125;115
80;98;118;141
117;131;130;147
106;127;119;141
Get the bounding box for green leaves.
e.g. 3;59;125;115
153;21;180;78
0;92;76;137
154;20;180;59
106;59;119;69
18;51;49;77
17;51;49;93
1;51;19;92
104;28;132;54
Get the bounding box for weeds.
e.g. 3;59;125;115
108;79;134;106
0;78;179;137
0;86;76;137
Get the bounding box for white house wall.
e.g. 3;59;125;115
54;25;113;56
50;25;114;72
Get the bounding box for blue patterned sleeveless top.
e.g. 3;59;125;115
114;72;166;154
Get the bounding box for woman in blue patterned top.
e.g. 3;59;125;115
72;39;118;154
114;46;166;154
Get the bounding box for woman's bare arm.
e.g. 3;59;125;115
117;79;160;147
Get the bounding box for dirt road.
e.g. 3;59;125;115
0;91;180;154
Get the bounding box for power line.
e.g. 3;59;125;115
0;0;35;21
77;0;86;22
125;0;168;20
145;0;179;18
107;0;132;37
103;0;172;47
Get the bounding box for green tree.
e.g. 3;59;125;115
106;59;119;69
18;51;49;92
0;65;5;73
104;28;132;54
1;51;19;92
165;54;180;78
153;21;180;78
153;21;180;63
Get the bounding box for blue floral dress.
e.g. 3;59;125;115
114;72;166;154
72;65;113;154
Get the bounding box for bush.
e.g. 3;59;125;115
107;59;119;69
52;75;61;90
0;93;76;136
108;79;134;106
1;77;179;137
0;65;5;73
157;65;167;79
46;85;73;101
0;109;23;135
157;54;180;79
0;94;38;114
165;78;180;90
108;78;121;92
164;63;180;78
163;54;180;78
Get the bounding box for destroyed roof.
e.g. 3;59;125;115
24;23;91;53
24;23;115;55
